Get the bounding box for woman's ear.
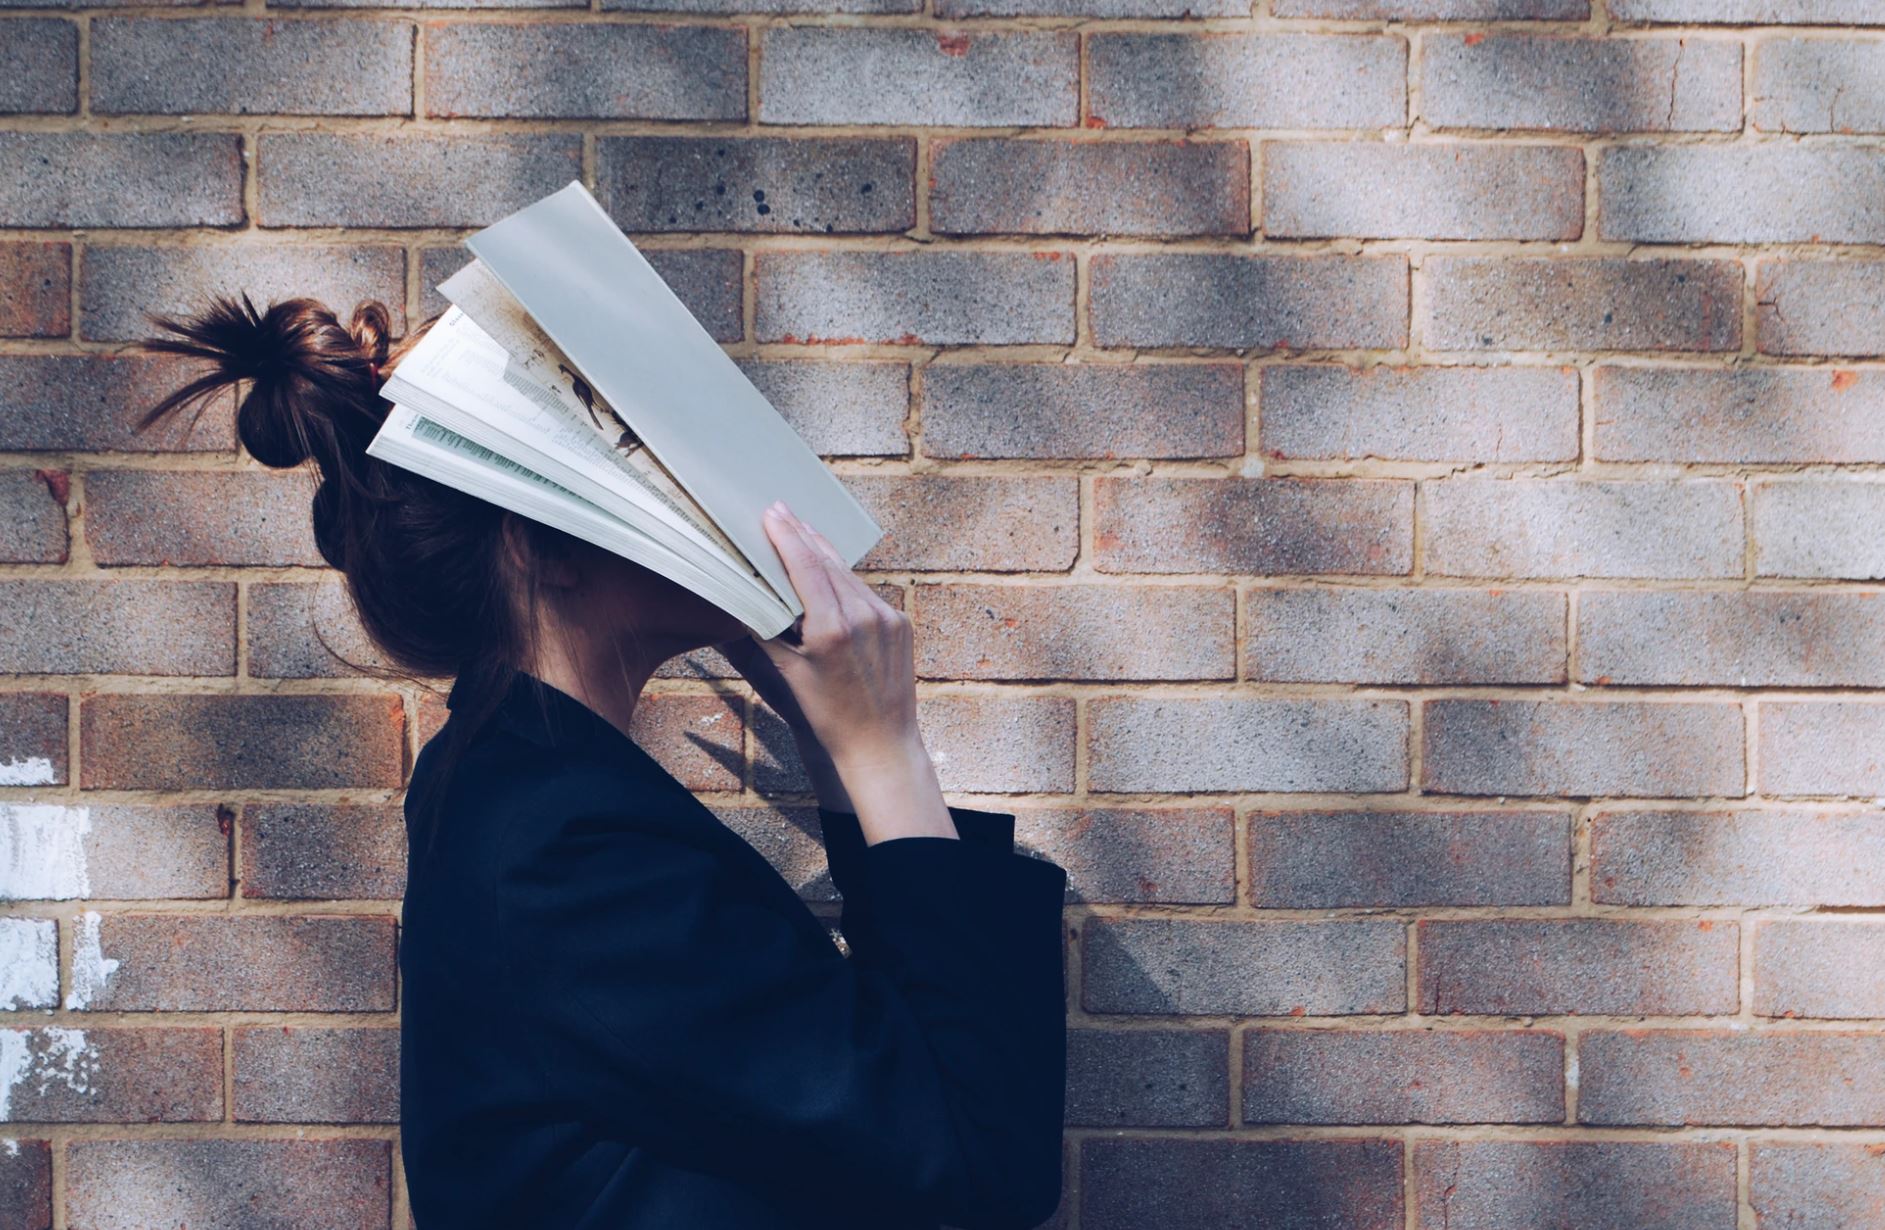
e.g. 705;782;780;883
499;515;583;590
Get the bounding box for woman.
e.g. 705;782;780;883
134;293;1070;1230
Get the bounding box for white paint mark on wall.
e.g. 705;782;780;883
0;758;56;787
0;1027;100;1122
64;911;118;1011
0;803;92;900
0;919;56;1011
0;1138;17;1156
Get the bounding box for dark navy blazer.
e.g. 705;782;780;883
398;669;1070;1229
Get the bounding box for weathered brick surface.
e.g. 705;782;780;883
1424;480;1744;580
1759;702;1885;797
1592;809;1885;906
1086;33;1405;129
1066;1028;1229;1127
1247;809;1572;907
0;134;243;228
233;1026;400;1122
1753;38;1885;133
1423;699;1745;798
1418;920;1739;1016
1014;807;1236;904
1244;587;1566;684
92;18;412;116
0;803;229;900
0;1139;50;1230
1089;697;1409;793
0;19;77;114
84;470;321;566
1095;478;1411;576
0;581;233;675
0;692;68;787
1422;257;1742;353
1082;918;1406;1015
65;1139;392;1230
844;476;1078;571
910;583;1234;680
1580;591;1885;687
427;23;745;119
1754;921;1885;1019
0;242;70;337
1413;1141;1737;1230
1581;1030;1885;1125
931;138;1248;237
68;914;396;1011
239;803;407;900
81;243;406;342
925;361;1244;460
1081;1138;1403;1230
247;580;396;679
1757;259;1885;356
259;133;582;228
1753;1145;1885;1229
737;359;909;455
1281;0;1585;11
0;1027;222;1121
80;693;405;790
0;355;236;452
598;136;913;235
1596;367;1885;463
758;28;1076;127
756;249;1075;346
1613;0;1885;24
0;472;70;564
1600;146;1885;244
0;918;56;1008
1243;1029;1564;1124
1755;480;1885;579
1258;364;1578;463
913;694;1076;793
1265;143;1583;241
1089;253;1408;351
1423;34;1741;133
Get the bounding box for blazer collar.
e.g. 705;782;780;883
446;669;624;753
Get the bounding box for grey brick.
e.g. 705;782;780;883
0;133;243;228
0;581;233;675
1424;479;1744;580
0;1027;221;1122
0;471;68;563
239;803;407;900
82;243;405;342
1581;591;1885;687
92;18;411;116
1015;807;1236;905
1423;698;1745;797
924;361;1244;460
758;28;1076;127
598;136;912;234
610;0;914;11
1754;921;1885;1018
276;0;576;9
1088;697;1410;793
1280;0;1585;11
1095;477;1412;576
1245;587;1567;684
426;23;744;119
1613;0;1885;22
736;359;908;456
248;581;395;679
1760;702;1885;796
1425;34;1740;133
1757;259;1885;356
1259;365;1579;463
1422;257;1742;353
3;803;230;900
911;583;1235;681
1265;143;1583;241
0;693;66;787
233;1026;400;1122
1755;480;1885;579
1248;809;1573;908
0;355;236;452
84;470;322;567
1755;38;1885;133
0;241;70;338
1414;1142;1736;1230
942;0;1237;14
930;137;1248;237
259;133;581;228
0;19;77;113
843;476;1078;570
1090;254;1408;351
1087;33;1405;130
65;1141;391;1230
1596;367;1885;464
1243;1029;1564;1125
1601;146;1885;244
1422;920;1740;1016
1082;917;1407;1015
1067;1028;1230;1128
755;250;1074;346
1083;1139;1403;1230
1591;808;1885;907
1755;1145;1885;1228
1581;1031;1885;1126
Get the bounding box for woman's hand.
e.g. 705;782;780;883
717;634;855;815
734;501;956;843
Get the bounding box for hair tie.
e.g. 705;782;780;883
368;360;382;383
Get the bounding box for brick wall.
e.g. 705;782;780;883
3;0;1885;1225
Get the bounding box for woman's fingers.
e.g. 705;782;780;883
776;504;876;629
763;503;844;637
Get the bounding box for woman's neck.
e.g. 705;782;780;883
525;627;683;747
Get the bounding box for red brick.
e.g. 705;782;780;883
922;361;1244;460
1245;587;1566;684
1243;1029;1563;1124
0;1139;50;1230
911;583;1234;680
1258;364;1579;464
1248;809;1572;908
80;693;405;791
0;1027;221;1122
1592;808;1885;907
1016;807;1235;905
1094;478;1412;576
1580;1030;1885;1126
1090;697;1409;794
847;476;1078;571
1760;702;1885;796
0;242;69;337
0;580;234;676
0;472;68;565
1082;918;1406;1016
1266;143;1584;241
233;1026;399;1122
1752;1144;1885;1229
84;471;320;566
0;355;235;452
627;691;742;792
1423;699;1745;798
1596;367;1885;463
0;803;229;901
1067;1027;1230;1128
0;693;67;788
1414;1141;1736;1230
1081;1138;1402;1230
1754;921;1885;1019
1418;920;1738;1016
65;1139;392;1230
69;913;396;1012
930;137;1248;237
239;803;406;900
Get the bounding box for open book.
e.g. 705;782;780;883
364;180;883;638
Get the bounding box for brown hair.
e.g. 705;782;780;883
132;291;569;867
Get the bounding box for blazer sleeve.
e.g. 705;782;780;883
493;798;1069;1230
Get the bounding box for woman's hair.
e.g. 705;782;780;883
132;291;567;866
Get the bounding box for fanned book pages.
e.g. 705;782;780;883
364;180;884;638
